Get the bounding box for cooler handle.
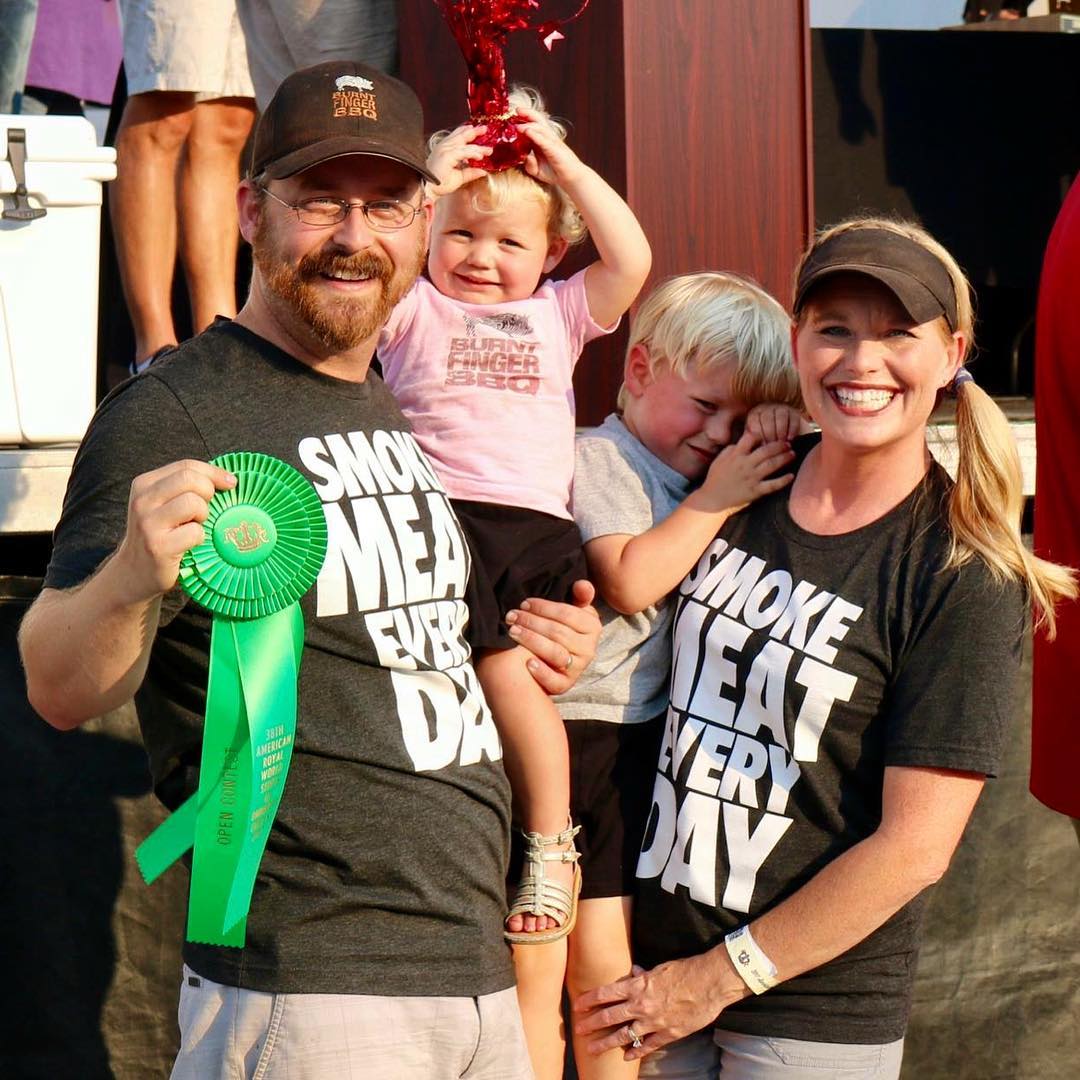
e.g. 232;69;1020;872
2;129;47;222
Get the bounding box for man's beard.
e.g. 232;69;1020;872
254;215;425;354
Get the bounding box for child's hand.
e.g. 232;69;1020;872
425;124;493;197
692;431;795;515
745;403;806;444
518;107;587;188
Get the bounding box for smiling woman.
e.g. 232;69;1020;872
573;217;1077;1080
791;218;1073;627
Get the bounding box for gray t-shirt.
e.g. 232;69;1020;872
44;321;514;998
558;414;692;724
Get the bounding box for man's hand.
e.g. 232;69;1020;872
113;460;236;604
507;579;600;694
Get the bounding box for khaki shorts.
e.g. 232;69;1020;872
119;0;254;99
171;965;534;1080
639;1028;904;1080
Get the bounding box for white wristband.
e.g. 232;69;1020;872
724;925;779;995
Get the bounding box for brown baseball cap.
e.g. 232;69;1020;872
249;60;439;184
794;227;958;331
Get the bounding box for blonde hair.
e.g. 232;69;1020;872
617;271;802;412
428;86;586;245
795;216;1077;637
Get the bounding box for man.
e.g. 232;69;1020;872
19;60;598;1077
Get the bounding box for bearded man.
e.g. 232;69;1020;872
19;61;599;1079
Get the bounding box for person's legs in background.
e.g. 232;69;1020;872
110;91;194;365
112;0;254;368
177;97;256;332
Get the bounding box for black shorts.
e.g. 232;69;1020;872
567;714;666;900
452;499;588;652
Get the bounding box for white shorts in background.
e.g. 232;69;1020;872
119;0;254;100
170;965;534;1080
235;0;398;108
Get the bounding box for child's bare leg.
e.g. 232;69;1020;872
567;896;640;1080
476;646;575;934
512;938;569;1080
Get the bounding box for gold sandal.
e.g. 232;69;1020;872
504;820;581;945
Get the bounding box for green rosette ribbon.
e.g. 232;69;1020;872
135;452;327;947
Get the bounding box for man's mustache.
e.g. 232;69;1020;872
298;250;393;284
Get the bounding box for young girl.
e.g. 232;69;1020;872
378;89;652;960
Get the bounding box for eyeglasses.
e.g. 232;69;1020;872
259;187;423;231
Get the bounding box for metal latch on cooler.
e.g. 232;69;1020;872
2;129;47;222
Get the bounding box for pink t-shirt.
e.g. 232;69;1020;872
379;270;615;520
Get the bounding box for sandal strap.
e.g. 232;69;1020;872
507;819;581;923
520;822;581;863
506;875;576;921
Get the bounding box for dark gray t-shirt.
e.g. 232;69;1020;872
633;453;1026;1042
45;321;514;997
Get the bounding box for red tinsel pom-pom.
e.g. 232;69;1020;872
433;1;591;172
471;113;531;171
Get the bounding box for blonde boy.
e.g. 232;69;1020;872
557;272;805;1079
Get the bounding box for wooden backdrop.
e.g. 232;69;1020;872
400;0;813;424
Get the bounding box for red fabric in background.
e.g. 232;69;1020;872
1032;175;1080;819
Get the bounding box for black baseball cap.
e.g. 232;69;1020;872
249;60;439;184
793;227;958;331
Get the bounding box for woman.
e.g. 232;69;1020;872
573;218;1076;1078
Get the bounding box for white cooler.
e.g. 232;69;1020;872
0;116;116;445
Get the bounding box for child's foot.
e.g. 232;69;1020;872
505;820;581;942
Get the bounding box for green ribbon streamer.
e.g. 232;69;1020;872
135;452;327;948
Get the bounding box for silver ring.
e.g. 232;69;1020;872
626;1024;643;1049
564;653;575;671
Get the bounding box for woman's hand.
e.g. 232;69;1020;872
573;953;738;1061
506;579;600;694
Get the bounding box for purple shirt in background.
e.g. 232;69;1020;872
26;0;122;105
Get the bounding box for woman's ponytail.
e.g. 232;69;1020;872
948;379;1077;637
